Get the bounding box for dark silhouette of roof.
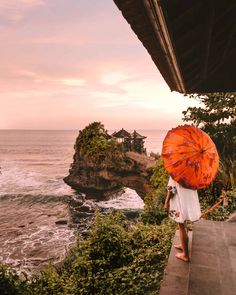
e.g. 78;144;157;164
112;128;131;138
113;0;236;93
132;130;146;139
112;129;146;139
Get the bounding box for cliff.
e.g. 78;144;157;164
64;122;156;199
64;151;155;199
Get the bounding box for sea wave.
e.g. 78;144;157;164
0;193;74;204
0;160;74;196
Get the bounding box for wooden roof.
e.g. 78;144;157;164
132;130;146;139
112;129;146;139
113;0;236;93
112;128;131;138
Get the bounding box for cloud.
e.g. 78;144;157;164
0;0;44;24
30;35;89;45
0;64;87;89
18;70;37;77
0;1;201;130
59;79;86;87
100;71;128;85
92;91;127;107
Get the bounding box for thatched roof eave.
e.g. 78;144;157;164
113;0;236;93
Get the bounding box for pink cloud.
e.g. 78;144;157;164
0;0;45;23
0;1;201;130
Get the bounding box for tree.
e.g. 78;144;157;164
74;122;122;162
183;92;236;189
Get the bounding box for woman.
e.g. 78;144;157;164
164;176;201;262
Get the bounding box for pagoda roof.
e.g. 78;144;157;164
112;128;131;138
132;130;146;139
113;0;236;93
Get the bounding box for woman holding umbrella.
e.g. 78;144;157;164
164;177;201;261
162;125;219;262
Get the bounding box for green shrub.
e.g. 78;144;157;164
74;122;122;161
142;158;169;224
88;212;132;268
200;188;236;221
30;266;65;295
149;158;169;191
0;263;29;295
0;211;176;295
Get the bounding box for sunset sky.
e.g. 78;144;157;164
0;0;200;130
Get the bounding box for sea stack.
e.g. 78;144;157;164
64;122;156;199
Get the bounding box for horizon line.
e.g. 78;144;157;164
0;128;168;131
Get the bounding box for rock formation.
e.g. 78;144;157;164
64;122;156;199
64;151;155;199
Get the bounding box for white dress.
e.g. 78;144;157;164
168;177;201;223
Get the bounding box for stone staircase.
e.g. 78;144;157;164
159;220;236;295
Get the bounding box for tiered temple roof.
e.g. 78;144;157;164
111;129;146;154
132;130;146;140
112;128;131;138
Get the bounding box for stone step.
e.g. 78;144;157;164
159;230;192;295
159;220;236;295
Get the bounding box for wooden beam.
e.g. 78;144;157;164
176;25;203;49
221;25;236;65
214;2;236;26
180;42;201;61
171;1;202;30
205;42;236;80
184;63;200;77
202;0;215;80
143;0;186;92
186;78;201;92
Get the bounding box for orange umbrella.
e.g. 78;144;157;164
162;125;219;190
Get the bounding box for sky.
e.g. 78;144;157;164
0;0;200;130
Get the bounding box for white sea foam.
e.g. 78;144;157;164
0;161;42;193
96;188;144;209
0;161;73;196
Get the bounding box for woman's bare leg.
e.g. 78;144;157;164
184;221;188;236
174;244;183;250
175;223;189;261
174;221;189;251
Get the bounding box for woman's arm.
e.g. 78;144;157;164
164;189;174;212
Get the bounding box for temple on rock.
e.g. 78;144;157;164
111;128;146;154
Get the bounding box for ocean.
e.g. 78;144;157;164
0;129;167;274
0;129;167;203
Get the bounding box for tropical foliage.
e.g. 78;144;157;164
183;92;236;189
142;158;169;224
200;187;236;221
0;212;176;295
0;264;28;295
74;122;122;161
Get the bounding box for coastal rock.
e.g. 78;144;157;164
74;212;93;218
64;151;155;199
79;205;94;213
55;219;68;225
69;196;84;207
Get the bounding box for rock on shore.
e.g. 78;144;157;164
64;151;155;199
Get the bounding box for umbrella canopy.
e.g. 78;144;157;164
162;125;219;190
